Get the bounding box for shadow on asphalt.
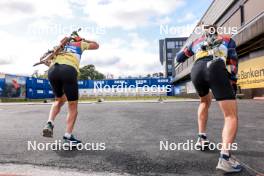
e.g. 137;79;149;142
53;146;79;158
52;148;255;176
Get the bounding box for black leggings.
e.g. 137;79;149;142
191;57;235;101
48;63;78;101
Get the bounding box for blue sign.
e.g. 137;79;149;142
24;77;173;99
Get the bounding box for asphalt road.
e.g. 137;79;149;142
0;100;263;176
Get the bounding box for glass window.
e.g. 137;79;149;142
178;41;181;46
167;52;172;59
167;41;175;49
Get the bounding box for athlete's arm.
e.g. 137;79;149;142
81;41;99;50
88;42;99;50
176;43;194;63
226;38;238;83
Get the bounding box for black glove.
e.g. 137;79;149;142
231;82;237;95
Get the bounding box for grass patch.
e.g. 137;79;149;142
0;98;49;103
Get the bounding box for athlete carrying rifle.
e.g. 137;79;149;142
34;28;99;145
176;24;241;173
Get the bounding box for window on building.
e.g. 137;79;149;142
167;41;175;49
178;41;182;46
175;41;179;48
167;65;173;72
244;0;264;23
167;52;172;59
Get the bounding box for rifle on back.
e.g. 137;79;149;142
33;28;82;67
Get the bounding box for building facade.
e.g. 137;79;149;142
159;37;187;78
173;0;264;98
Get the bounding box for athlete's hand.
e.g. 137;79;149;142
212;38;223;47
230;80;237;95
207;47;219;56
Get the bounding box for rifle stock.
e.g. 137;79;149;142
33;37;69;67
33;28;90;67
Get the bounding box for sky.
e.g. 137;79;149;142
0;0;212;78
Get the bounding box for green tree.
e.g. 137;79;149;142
32;70;48;79
79;64;105;80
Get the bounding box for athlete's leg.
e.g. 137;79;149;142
43;95;66;138
198;93;212;134
47;64;65;123
191;59;210;139
208;59;238;153
195;93;212;149
190;60;212;149
65;100;78;134
218;100;238;154
58;65;81;143
44;64;64;137
48;95;67;122
62;100;81;144
208;60;241;172
216;100;241;173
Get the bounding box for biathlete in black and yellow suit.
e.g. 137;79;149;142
42;35;99;145
176;25;242;173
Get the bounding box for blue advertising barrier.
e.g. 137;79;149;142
26;77;51;99
23;77;173;99
35;78;46;89
26;77;34;88
45;89;55;99
78;80;86;88
150;78;170;86
45;80;52;90
26;77;46;89
0;78;5;97
91;78;172;89
26;89;48;99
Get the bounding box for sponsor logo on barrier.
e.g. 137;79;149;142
237;56;264;89
36;79;44;84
